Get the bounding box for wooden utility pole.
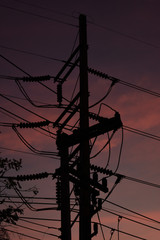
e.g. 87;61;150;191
57;132;71;240
79;14;91;240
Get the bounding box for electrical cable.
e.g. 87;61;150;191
113;126;124;173
15;79;60;108
102;176;123;204
89;21;159;49
0;44;68;63
12;125;58;157
20;216;61;222
0;107;57;141
15;223;59;237
105;200;160;225
96;211;105;240
0;95;57;138
88;67;160;98
0;3;77;28
104;132;111;169
20;218;59;230
115;172;160;189
4;228;42;240
102;208;160;231
0;54;72;107
89;82;115;108
90;130;115;159
93;221;147;240
9;0;76;19
123;125;160;142
0;93;50;122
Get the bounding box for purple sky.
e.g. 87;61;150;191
0;0;160;239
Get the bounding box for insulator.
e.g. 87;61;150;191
90;164;113;176
56;178;61;209
17;172;49;181
22;75;51;82
89;112;106;122
17;120;50;129
57;84;62;105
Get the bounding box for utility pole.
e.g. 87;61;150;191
56;132;71;240
54;13;122;240
79;14;91;240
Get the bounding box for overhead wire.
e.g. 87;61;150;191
0;107;56;140
114;126;124;173
3;228;43;240
90;130;115;159
93;221;148;240
115;172;160;189
9;0;76;19
0;44;68;63
20;218;59;230
123;125;160;142
0;54;71;107
88;67;160;98
12;125;58;157
13;222;59;238
94;222;147;240
89;21;160;49
102;208;160;232
105;200;160;225
96;211;105;240
0;94;57;139
0;3;77;28
89;81;116;109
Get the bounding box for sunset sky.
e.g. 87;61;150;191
0;0;160;239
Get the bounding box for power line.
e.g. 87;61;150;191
105;200;160;225
9;0;75;19
94;221;148;240
20;216;61;222
15;223;59;238
0;44;67;63
88;67;160;98
0;3;77;28
4;228;42;240
123;125;160;142
102;208;160;232
89;21;160;49
0;146;59;159
20;218;59;230
117;172;160;189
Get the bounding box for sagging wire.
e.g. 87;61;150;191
90;130;115;159
0;53;71;108
102;175;123;204
0;107;55;139
12;125;58;157
89;81;117;109
15;78;67;108
9;178;58;213
97;103;124;173
113;126;124;174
